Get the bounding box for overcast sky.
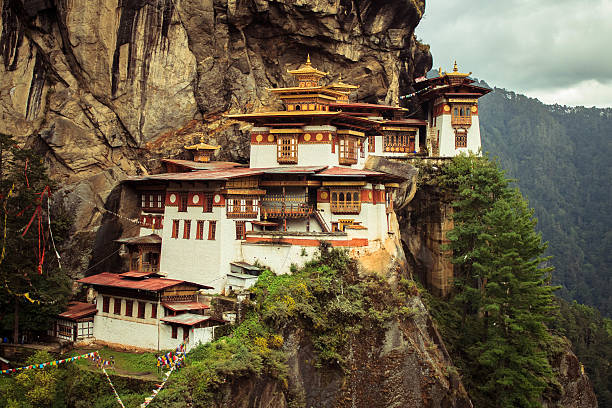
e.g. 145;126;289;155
415;0;612;108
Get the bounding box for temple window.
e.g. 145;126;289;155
208;221;216;240
330;189;361;214
171;220;180;238
338;136;358;165
183;220;191;239
277;135;298;164
455;130;467;148
451;104;472;126
125;300;133;317
368;135;376;152
235;221;246;240
227;197;259;218
383;131;415;153
196;220;205;240
178;193;188;212
203;193;213;213
140;192;165;211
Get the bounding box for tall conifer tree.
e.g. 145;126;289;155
441;154;558;407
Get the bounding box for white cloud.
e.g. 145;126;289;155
415;0;612;107
524;79;612;108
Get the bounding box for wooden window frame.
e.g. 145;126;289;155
183;327;190;341
202;193;213;213
183;220;191;239
455;129;468;148
171;326;178;339
125;300;133;317
151;303;157;319
138;301;146;319
196;220;205;240
368;135;375;152
208;221;216;240
451;104;472;126
178;193;188;212
277;135;298;164
338;136;358;165
330;189;361;214
227;196;259;218
102;296;110;313
235;221;246;240
113;298;121;315
140;192;165;211
172;220;180;238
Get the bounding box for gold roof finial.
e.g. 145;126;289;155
306;53;311;65
453;60;458;72
338;73;343;81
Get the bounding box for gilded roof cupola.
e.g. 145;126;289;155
184;133;220;162
287;54;328;88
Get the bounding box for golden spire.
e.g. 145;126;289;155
453;60;458;72
306;53;311;65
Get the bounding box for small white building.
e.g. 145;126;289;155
48;302;97;342
78;271;224;351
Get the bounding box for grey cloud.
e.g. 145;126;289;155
416;0;612;105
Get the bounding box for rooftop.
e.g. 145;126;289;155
78;272;213;292
162;301;209;312
58;302;97;320
160;313;225;326
115;234;162;245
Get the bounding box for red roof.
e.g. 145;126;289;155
162;302;210;312
58;302;97;320
115;234;162;245
119;271;162;279
160;313;225;326
330;102;400;110
78;272;213;291
127;167;267;182
315;167;387;177
382;119;427;126
161;159;245;171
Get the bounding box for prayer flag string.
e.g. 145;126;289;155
102;367;126;408
0;351;98;375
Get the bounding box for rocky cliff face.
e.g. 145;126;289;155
0;0;431;274
207;296;472;408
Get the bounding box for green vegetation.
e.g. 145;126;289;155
0;350;153;408
479;88;612;317
427;154;560;407
549;299;612;407
152;248;415;407
0;134;73;342
0;351;62;407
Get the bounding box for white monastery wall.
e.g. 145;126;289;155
241;243;318;274
250;145;277;168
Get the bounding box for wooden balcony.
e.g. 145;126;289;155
262;204;313;218
451;116;472;126
227;211;258;219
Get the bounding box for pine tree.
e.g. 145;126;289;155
0;134;72;343
441;153;558;407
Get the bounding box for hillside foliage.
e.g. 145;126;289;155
429;154;559;407
478;88;612;317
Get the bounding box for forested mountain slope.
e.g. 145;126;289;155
478;87;612;316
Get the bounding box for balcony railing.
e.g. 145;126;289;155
227;210;258;219
451;116;472;126
261;203;313;218
140;263;159;273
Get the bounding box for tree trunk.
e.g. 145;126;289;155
13;297;19;344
